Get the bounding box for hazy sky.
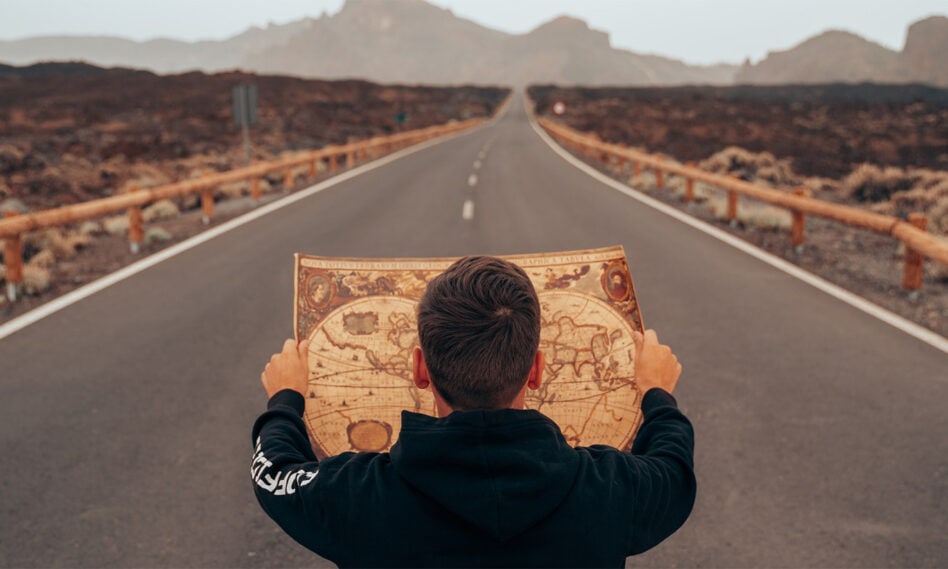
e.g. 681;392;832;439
1;0;945;65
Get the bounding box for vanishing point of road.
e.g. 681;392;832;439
1;95;945;568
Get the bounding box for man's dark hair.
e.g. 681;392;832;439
417;255;541;410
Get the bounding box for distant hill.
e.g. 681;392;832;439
0;18;316;73
737;15;947;87
0;0;735;86
1;2;943;87
895;16;948;86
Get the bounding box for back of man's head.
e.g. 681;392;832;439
417;256;541;410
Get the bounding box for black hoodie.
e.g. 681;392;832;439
251;388;695;568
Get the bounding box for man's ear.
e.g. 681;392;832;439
526;350;544;390
412;346;430;390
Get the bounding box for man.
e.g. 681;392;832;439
252;256;695;567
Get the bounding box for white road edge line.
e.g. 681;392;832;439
462;200;475;220
527;104;948;354
468;173;478;187
0;117;496;341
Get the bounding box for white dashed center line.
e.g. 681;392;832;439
473;160;482;170
478;150;486;160
462;200;475;220
468;174;478;187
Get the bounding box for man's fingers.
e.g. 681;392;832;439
282;339;296;353
644;329;658;346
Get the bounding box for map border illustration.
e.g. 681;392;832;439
293;246;646;458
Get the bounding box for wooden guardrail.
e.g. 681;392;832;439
538;117;947;292
1;117;483;301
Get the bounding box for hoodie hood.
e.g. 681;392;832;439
390;409;580;542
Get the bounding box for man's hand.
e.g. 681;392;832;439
632;329;682;394
261;339;310;399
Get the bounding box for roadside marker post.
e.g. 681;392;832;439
128;189;144;254
201;188;214;225
655;155;665;189
2;210;23;302
251;177;261;201
791;187;812;251
903;213;927;292
684;162;696;202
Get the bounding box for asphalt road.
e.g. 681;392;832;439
1;95;946;568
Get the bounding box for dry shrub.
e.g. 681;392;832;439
0;144;25;173
103;215;129;235
0;197;29;214
844;166;948;235
842;164;923;203
144;227;173;245
142;199;180;222
742;205;792;230
180;193;200;211
40;228;77;259
0;181;10;198
68;232;92;251
28;249;56;268
705;196;791;230
217;181;248;200
699;147;801;188
264;170;284;186
79;221;103;236
929;197;948;236
120;162;172;193
21;265;51;295
188;167;215;180
803;177;839;193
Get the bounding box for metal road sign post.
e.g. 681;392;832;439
232;84;258;165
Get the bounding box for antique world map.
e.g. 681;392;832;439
294;246;645;458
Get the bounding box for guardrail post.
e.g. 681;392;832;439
726;175;740;225
902;213;927;293
251;177;261;202
201;187;214;225
308;159;317;180
329;154;338;174
128;187;144;254
791;187;812;251
655;156;665;189
684;162;696;202
346;150;355;169
2;211;23;302
360;146;369;161
633;160;642;179
283;168;294;191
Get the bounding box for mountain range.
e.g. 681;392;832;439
0;0;944;87
736;15;948;86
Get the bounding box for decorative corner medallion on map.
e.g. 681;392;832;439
303;271;336;311
347;419;393;452
601;259;632;302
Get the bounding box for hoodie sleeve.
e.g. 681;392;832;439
624;387;697;555
250;389;328;554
